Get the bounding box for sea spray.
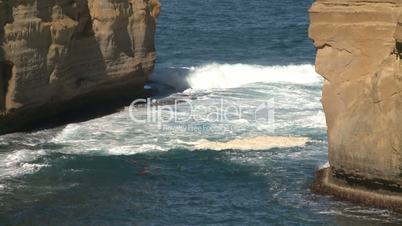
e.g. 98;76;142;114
150;64;322;91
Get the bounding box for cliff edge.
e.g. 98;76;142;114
309;0;402;211
0;0;160;134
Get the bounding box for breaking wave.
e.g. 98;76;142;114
151;64;322;91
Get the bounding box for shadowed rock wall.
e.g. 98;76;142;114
0;0;160;133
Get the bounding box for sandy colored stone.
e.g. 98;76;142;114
0;0;160;133
310;0;402;196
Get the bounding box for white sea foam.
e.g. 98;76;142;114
151;64;322;91
189;136;309;151
319;161;330;169
0;64;324;186
186;64;322;89
108;144;165;155
305;110;326;128
0;149;49;181
52;124;81;142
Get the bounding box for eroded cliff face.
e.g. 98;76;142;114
310;0;402;208
0;0;160;133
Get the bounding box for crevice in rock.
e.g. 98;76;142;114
73;1;94;39
317;43;353;54
395;42;402;59
0;61;13;111
79;16;94;37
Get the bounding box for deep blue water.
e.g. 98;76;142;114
1;0;402;225
156;0;315;67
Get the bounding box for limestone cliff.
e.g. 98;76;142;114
0;0;160;134
309;0;402;210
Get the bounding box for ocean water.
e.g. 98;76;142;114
1;0;402;225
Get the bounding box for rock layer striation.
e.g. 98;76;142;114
0;0;160;133
310;0;402;211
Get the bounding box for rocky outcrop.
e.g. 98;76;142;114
0;0;160;134
309;0;402;210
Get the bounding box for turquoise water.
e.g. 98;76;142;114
1;0;402;225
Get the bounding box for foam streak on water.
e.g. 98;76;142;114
191;136;309;151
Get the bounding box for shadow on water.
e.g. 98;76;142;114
149;66;192;93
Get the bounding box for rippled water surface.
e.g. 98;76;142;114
1;0;402;225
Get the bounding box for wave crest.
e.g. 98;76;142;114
151;64;322;91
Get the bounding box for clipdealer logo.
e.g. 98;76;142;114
128;98;275;132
